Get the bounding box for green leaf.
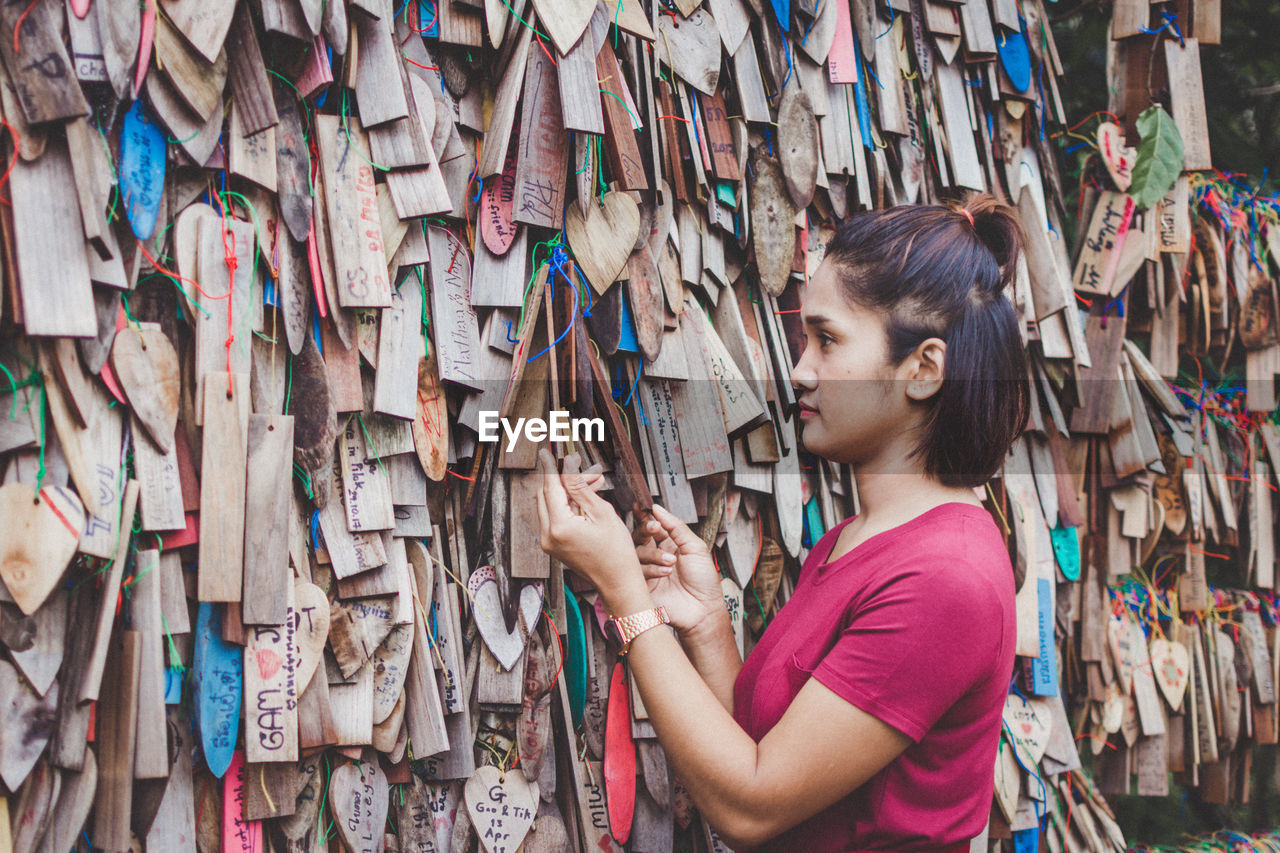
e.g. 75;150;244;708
1129;105;1185;211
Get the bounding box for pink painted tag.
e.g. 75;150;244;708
827;0;858;83
1098;195;1136;295
481;144;518;256
222;750;265;852
295;36;333;99
133;0;157;98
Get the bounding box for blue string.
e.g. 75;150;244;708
526;246;590;362
310;510;321;549
505;320;519;343
876;2;895;38
1140;11;1184;46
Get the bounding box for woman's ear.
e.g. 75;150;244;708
902;338;946;401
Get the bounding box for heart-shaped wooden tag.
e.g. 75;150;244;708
777;84;819;209
371;623;413;725
0;659;59;790
528;0;594;55
655;8;721;95
566;192;641;295
1001;694;1051;764
292;581;330;694
1101;683;1124;733
749;156;796;297
465;765;537;853
329;759;389;853
110;324;180;453
1096;122;1136;192
992;736;1020;822
0;484;85;615
1149;637;1189;712
468;566;544;670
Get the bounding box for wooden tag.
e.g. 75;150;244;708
1072;191;1136;297
110;326;180;453
468;566;543;670
316;114;393;308
1096;122;1135;192
329;759;390;853
566;192;641;295
750;156;796;297
340;415;396;532
198;374;249;601
329;597;397;679
426;225;484;390
1002;694;1052;764
0;659;58;790
10;134;95;337
464;765;536;853
245;581;300;763
595;41;647;191
1149;637;1190;712
4;588;65;696
777;84;819;209
0;0;90;125
527;0;593;54
0;484;84;614
655;8;720;95
626;246;665;362
1107;612;1138;694
481;146;518;256
292;581;330;695
371;623;413;725
193;603;243;779
992;736;1020;822
512;47;569;231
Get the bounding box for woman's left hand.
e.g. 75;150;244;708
536;448;648;606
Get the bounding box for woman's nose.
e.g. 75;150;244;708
790;342;817;391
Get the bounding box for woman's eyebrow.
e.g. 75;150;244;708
802;314;830;327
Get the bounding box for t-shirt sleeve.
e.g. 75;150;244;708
810;561;1006;743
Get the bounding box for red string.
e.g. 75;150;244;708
543;609;566;690
136;239;228;303
446;469;475;481
12;0;38;54
401;56;438;71
0;117;19;199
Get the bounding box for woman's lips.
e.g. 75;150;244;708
798;402;818;419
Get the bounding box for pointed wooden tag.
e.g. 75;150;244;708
110;326;180;454
528;0;594;54
0;484;84;614
465;765;536;853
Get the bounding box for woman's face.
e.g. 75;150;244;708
790;260;926;467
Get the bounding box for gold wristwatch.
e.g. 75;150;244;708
606;605;671;653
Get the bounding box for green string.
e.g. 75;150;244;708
496;0;550;42
160;612;184;671
293;462;315;499
353;413;389;475
414;264;432;359
339;90;391;173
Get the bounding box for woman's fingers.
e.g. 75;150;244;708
652;503;708;554
636;543;677;569
631;516;668;546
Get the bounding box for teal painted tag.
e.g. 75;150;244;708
1049;524;1081;581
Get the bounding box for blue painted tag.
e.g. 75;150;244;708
1049;524;1080;581
771;0;790;32
420;0;440;38
714;182;737;207
998;27;1032;94
193;603;243;778
616;290;639;353
802;497;824;548
1013;827;1040;853
852;38;874;150
1030;577;1058;696
164;667;183;704
119;99;167;241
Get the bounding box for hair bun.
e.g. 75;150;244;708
953;193;1023;290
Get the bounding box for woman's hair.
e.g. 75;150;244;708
822;193;1030;487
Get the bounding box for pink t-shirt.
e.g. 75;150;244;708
732;502;1016;852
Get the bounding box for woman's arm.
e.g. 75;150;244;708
537;451;913;848
677;606;741;713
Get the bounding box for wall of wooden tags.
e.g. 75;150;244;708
0;0;1271;847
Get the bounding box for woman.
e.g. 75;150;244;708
537;194;1029;851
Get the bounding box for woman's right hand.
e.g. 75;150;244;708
632;503;727;637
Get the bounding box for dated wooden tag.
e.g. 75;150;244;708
426;225;484;390
566;192;641;295
111;326;180;453
329;758;390;853
464;765;536;853
193;603;243;779
1072;191;1136;296
0;484;84;614
329;596;398;678
468;566;543;670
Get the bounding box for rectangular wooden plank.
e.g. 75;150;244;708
315;113;393;308
199;374;250;602
129;550;170;779
353;0;411;128
558;22;605;133
477;26;533;177
244;583;300;763
426;225;484;390
513;45;570;230
1072;191;1136;297
638;378;698;521
340;415;396;532
699;90;739;181
374;278;425;420
228;104;278;192
1165;38;1212;170
9;134;94;336
243;414;295;624
934;59;985;191
596;40;648;191
92;631;141;851
195;215;256;419
78;481;139;704
509;470;550;578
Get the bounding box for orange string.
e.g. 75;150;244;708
12;0;38;55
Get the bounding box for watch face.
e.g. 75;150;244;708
605;619;623;645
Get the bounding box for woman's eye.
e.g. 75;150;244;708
818;334;835;349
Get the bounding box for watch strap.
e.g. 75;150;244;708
609;605;670;651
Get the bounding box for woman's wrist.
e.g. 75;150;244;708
678;602;733;647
